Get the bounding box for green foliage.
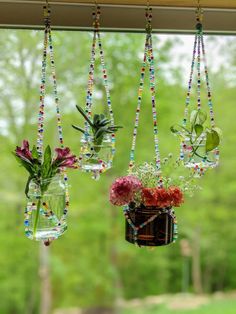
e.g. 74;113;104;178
171;109;221;159
72;105;122;152
0;30;235;314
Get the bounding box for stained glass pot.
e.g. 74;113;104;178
79;134;113;174
182;136;219;171
125;206;176;247
24;174;68;242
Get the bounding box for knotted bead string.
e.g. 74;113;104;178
26;4;69;239
180;7;217;161
81;5;115;171
200;33;215;128
129;7;161;178
124;7;176;247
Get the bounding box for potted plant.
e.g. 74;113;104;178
171;109;221;175
72;105;122;179
109;156;196;247
14;140;77;245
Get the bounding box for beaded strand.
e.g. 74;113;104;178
80;5;115;173
129;7;161;178
181;6;217;163
26;3;69;236
124;7;173;247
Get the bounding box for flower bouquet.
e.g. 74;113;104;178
14;140;77;244
110;160;187;247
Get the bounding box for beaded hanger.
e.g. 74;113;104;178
80;4;115;165
24;2;69;243
180;2;219;168
128;5;162;182
123;6;178;246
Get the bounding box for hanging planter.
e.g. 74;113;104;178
72;6;121;180
110;170;181;247
14;4;76;245
125;206;176;246
73;106;121;177
109;6;182;247
171;4;221;176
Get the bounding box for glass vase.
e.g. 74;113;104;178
125;205;176;247
182;135;219;172
79;134;113;177
24;174;68;242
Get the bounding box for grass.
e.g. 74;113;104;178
122;296;236;314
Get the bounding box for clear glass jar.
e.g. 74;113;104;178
182;135;219;171
79;134;113;174
24;174;68;242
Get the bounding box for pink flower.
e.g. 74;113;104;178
110;175;142;206
15;140;33;163
169;186;184;207
54;147;77;169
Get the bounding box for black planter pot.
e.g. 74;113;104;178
125;206;176;247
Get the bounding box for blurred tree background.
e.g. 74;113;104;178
0;29;235;314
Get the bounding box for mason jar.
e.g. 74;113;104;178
24;174;68;242
181;135;219;171
79;134;113;173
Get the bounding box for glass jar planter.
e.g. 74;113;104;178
24;174;68;242
181;135;219;172
79;134;113;175
125;205;177;247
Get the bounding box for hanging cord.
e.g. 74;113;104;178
82;4;115;164
181;2;217;163
124;6;174;247
37;3;65;155
129;6;162;182
36;2;69;222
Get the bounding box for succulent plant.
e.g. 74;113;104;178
72;105;122;152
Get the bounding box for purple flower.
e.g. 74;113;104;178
15;140;33;163
55;147;71;160
54;147;77;169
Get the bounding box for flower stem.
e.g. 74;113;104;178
33;198;41;239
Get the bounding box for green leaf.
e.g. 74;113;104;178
94;127;108;140
206;130;220;152
198;110;207;125
194;124;203;138
98;118;110;126
213;127;223;139
42;145;52;179
190;109;207;126
72;125;85;133
170;125;179;134
25;175;33;198
190;110;198;125
93;114;100;125
31;145;39;159
76;105;94;127
14;153;34;175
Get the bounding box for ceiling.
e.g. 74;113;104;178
0;0;235;34
8;0;236;9
53;0;236;9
